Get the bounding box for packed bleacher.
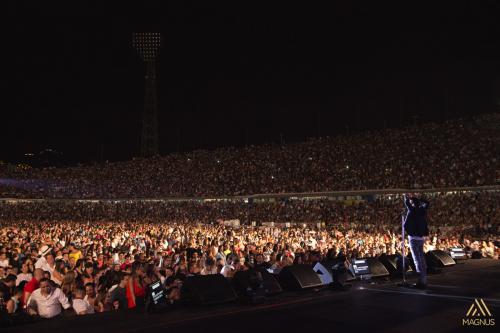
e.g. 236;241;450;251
1;114;499;199
0;191;498;229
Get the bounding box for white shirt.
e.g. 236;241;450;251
35;257;55;275
34;257;46;269
16;273;33;286
72;298;94;315
307;238;317;248
220;264;234;278
28;287;71;318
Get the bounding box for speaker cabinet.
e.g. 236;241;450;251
278;265;323;290
314;260;355;285
426;250;456;269
379;254;412;276
365;257;390;278
471;251;482;259
182;274;237;305
232;268;282;296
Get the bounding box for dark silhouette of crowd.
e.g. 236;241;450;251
1;114;498;199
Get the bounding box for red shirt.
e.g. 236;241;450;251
120;260;131;270
22;277;39;306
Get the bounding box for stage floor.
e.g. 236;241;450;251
5;259;500;333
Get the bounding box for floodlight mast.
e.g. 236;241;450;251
133;32;161;158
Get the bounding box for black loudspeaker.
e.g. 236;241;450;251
471;251;482;259
182;274;237;305
426;250;456;269
279;264;323;290
379;254;411;276
365;257;390;278
314;260;355;285
232;268;282;296
331;262;354;288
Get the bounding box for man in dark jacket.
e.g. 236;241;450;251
403;194;430;289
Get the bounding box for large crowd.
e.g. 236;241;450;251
1;114;499;199
0;113;498;323
0;191;498;322
0;191;498;229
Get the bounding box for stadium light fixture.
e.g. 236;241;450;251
132;32;161;62
132;32;161;157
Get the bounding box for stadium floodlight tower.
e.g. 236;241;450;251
133;32;161;157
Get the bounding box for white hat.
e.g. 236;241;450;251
39;245;52;257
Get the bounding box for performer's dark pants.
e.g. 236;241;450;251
409;239;427;285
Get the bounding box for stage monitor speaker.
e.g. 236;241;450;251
182;274;237;305
471;251;482;259
232;268;282;296
365;257;390;278
313;262;333;285
314;260;354;285
379;254;411;276
426;250;456;269
449;247;467;260
279;264;323;290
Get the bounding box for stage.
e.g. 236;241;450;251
4;259;500;332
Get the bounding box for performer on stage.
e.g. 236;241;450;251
403;193;430;289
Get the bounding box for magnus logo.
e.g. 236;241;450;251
462;298;495;326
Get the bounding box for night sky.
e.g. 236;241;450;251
7;2;500;163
